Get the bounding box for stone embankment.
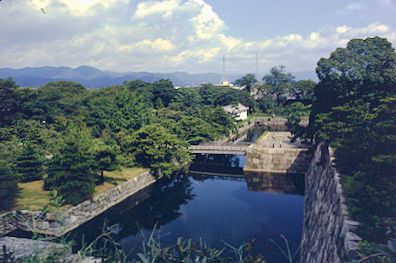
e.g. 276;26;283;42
0;237;99;262
301;143;361;263
0;171;156;237
244;132;312;174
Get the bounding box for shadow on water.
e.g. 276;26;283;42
68;177;195;247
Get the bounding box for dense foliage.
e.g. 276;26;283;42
307;37;396;243
122;124;191;177
44;124;98;205
0;79;247;205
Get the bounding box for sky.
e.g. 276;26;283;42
0;0;396;76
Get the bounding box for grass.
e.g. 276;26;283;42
15;180;51;211
104;167;148;181
258;131;270;141
14;167;148;211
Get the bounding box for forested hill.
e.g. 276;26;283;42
0;66;229;88
0;66;317;88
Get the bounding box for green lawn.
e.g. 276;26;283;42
16;180;53;211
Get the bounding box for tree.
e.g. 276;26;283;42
283;102;310;141
0;78;18;126
0;159;18;211
152;79;177;108
86;88;152;135
122;124;191;177
308;37;396;143
94;139;119;184
291;80;316;103
45;124;97;205
307;37;396;243
262;66;295;105
172;88;202;109
177;116;218;145
37;81;88;123
234;74;257;93
15;141;45;182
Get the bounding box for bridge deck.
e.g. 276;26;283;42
188;144;249;155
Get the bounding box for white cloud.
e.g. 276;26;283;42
30;0;122;16
135;0;179;18
337;25;351;34
0;0;395;75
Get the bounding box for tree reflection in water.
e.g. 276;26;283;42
69;176;195;248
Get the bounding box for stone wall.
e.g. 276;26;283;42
1;171;156;237
0;212;16;237
300;143;360;263
244;145;312;174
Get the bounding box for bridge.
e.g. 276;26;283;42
188;143;250;155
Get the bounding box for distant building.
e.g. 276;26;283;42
222;103;249;121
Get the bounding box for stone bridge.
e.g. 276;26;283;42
188;143;250;155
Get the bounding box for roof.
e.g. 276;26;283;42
222;103;249;114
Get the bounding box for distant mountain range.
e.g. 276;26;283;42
0;66;317;88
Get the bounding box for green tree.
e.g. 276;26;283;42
0;78;18;126
0;159;18;211
307;37;396;242
45;124;97;205
15;141;45;182
262;66;295;105
291;80;316;102
152;79;177;108
283;102;310;141
177;116;218;145
234;73;257;93
308;37;396;143
122;124;191;177
94;139;119;184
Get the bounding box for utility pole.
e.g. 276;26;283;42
222;55;226;83
255;52;259;81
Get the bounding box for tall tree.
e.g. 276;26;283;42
122;124;191;177
94;139;119;184
15;141;45;182
0;159;18;211
291;80;316;103
45;124;97;205
0;78;18;127
152;79;176;108
262;66;295;105
234;74;257;93
308;37;396;143
307;37;396;242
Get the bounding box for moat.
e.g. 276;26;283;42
68;153;305;263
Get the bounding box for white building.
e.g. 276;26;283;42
222;103;249;121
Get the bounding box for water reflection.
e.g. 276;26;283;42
69;177;194;245
244;172;305;195
189;154;245;175
68;154;304;263
190;154;305;195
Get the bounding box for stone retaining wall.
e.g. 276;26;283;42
301;143;360;263
1;171;156;237
0;212;17;237
244;145;312;174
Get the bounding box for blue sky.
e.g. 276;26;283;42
206;0;396;39
0;0;395;76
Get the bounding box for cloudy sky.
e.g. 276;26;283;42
0;0;396;75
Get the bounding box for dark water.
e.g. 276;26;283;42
69;155;304;263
